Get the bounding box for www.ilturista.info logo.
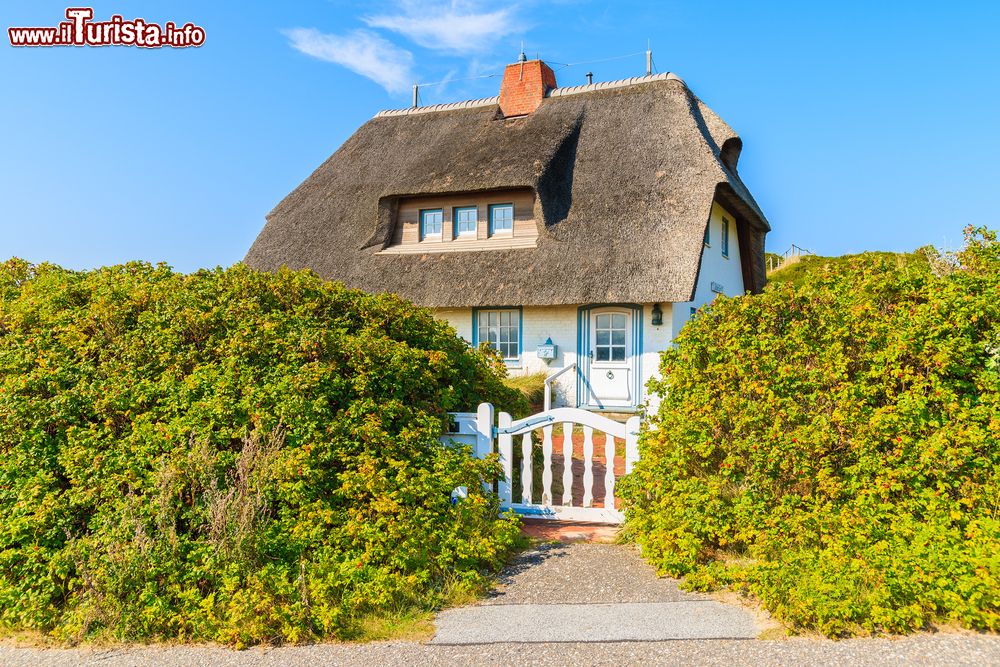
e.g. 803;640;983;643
8;8;205;48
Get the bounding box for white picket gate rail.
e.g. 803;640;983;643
446;403;640;524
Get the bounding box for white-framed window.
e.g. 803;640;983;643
475;308;520;361
704;223;710;246
489;203;514;236
594;312;627;362
721;217;730;258
454;206;478;238
420;209;443;240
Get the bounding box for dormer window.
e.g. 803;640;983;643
454;206;478;238
489;204;514;236
380;189;536;254
420;209;443;241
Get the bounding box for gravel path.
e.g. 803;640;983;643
481;542;702;604
3;636;999;666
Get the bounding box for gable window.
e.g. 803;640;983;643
420;209;443;240
454;206;478;238
474;308;520;362
704;223;710;246
489;203;514;236
721;217;730;258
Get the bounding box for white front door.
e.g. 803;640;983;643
584;308;635;408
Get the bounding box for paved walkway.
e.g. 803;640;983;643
432;542;759;643
3;636;998;666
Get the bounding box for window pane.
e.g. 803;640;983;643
421;209;442;238
596;347;610;362
477;309;519;360
612;314;626;329
611;330;626;346
596;330;610;346
456;207;477;234
611;346;626;362
491;205;513;232
596;314;609;330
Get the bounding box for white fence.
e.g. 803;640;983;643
444;403;640;524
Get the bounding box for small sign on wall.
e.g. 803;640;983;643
536;337;558;361
711;281;725;294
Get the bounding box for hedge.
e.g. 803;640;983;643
620;227;1000;636
0;261;522;645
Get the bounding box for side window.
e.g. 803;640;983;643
475;309;520;361
420;209;443;240
704;222;710;246
489;204;514;236
721;217;730;258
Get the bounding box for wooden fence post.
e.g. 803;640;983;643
497;411;513;504
625;416;641;474
476;403;495;492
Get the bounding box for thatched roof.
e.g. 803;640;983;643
245;72;770;307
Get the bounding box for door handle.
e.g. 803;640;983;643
588;350;593;360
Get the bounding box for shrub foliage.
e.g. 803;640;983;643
620;227;1000;636
0;262;522;645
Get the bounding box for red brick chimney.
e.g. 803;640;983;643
498;59;557;117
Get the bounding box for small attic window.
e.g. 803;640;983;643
489;204;514;236
420;209;443;241
704;223;710;247
721;217;730;258
454;206;477;238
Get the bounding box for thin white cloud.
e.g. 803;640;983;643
283;28;414;93
364;1;518;54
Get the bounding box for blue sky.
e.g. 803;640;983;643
2;1;998;271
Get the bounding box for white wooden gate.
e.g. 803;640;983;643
447;403;640;524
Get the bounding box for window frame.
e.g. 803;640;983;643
420;208;443;241
453;205;478;239
721;217;730;258
488;203;514;237
471;307;522;365
704;222;711;247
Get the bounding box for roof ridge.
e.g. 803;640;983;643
374;72;685;118
548;72;682;98
375;95;499;118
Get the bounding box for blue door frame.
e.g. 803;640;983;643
575;304;643;411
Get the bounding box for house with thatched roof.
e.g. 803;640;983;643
246;57;770;412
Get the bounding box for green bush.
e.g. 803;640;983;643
502;371;548;415
620;227;1000;636
0;261;522;645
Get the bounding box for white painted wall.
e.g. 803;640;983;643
671;201;745;335
436;303;674;412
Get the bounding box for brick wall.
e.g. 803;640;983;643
498;60;557;117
